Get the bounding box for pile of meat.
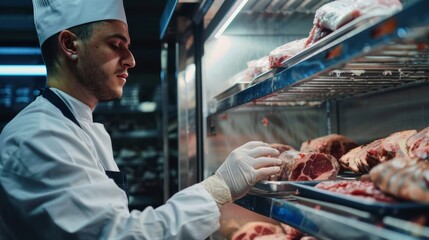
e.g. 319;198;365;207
268;127;429;203
312;127;429;203
242;0;403;78
339;130;417;173
368;127;429;203
230;221;315;240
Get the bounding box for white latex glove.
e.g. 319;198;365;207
202;141;281;207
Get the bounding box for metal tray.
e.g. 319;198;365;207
213;82;249;101
253;172;361;194
289;181;429;216
252;180;322;194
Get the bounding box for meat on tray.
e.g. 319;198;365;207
267;150;340;181
244;56;270;82
230;221;284;240
315;180;396;202
230;221;314;240
268;38;307;69
407;125;429;160
306;0;403;47
369;158;429;203
340;130;417;174
370;159;429;203
300;134;358;161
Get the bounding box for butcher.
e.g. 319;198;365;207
0;0;282;239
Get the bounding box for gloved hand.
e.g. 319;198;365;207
201;141;281;208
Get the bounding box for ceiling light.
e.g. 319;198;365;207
214;0;248;39
0;65;47;76
0;47;41;55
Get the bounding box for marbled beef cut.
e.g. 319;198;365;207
340;130;416;174
268;150;340;181
289;152;340;181
300;134;358;161
369;158;429;203
368;127;429;203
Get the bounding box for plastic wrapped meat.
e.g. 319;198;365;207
244;56;270;82
306;0;403;46
268;38;307;69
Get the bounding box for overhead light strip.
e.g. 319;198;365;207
214;0;249;39
0;47;41;55
0;65;47;76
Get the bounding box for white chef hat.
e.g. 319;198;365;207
32;0;127;46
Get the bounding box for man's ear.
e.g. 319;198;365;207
58;30;78;61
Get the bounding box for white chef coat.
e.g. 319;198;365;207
0;88;220;239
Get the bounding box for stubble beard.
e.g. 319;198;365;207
76;57;122;103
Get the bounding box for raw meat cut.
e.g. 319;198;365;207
368;127;429;202
369;157;429;203
306;0;402;46
231;222;283;240
315;180;396;202
245;56;270;82
268;38;307;69
289;152;340;181
269;143;295;154
253;233;288;240
340;130;416;173
268;150;340;181
300;134;358;161
407;126;429;160
267;150;300;181
280;223;304;240
381;129;417;161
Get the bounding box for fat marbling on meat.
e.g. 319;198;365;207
268;150;340;181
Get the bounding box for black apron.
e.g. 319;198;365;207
41;88;129;198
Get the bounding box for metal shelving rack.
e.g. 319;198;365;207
208;0;429;116
208;1;429;239
235;193;427;239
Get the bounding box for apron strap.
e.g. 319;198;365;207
105;170;129;198
41;88;129;198
41;88;81;128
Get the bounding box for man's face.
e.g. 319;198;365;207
75;20;135;102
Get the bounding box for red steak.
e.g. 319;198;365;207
268;150;340;181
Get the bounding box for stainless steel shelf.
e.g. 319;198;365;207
235;193;427;240
209;0;429;116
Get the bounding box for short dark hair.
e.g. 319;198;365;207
40;21;102;70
